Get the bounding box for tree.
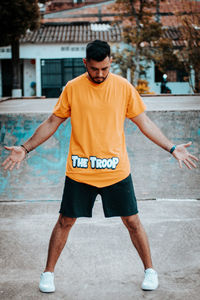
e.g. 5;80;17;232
0;1;42;97
112;0;164;86
175;0;200;93
113;0;200;93
152;34;183;80
152;0;200;93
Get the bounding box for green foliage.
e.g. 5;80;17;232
112;47;136;78
0;0;41;46
0;0;45;92
112;0;200;92
174;1;200;92
152;36;181;73
114;0;163;45
112;45;151;82
112;0;165;84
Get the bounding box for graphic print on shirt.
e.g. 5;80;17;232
71;155;89;168
71;155;119;170
90;156;119;170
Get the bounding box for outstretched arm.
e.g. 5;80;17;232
2;114;67;171
130;112;198;169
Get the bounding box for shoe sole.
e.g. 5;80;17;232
141;284;159;291
39;287;55;293
39;290;55;293
142;288;157;291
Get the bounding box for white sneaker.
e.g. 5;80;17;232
141;268;159;291
39;272;55;293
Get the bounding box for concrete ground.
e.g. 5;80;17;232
0;199;200;300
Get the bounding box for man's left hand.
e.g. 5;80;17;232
172;141;199;169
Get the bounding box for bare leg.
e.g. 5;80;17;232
121;214;153;270
44;214;76;273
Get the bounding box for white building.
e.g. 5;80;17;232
0;0;195;97
0;23;124;98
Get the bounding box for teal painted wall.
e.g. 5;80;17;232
0;111;199;200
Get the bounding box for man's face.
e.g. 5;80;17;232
83;56;112;84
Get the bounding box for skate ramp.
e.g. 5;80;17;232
0;95;199;200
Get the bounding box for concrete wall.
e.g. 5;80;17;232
0;110;199;201
128;111;200;199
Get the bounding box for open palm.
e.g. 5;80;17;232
2;146;26;171
172;142;199;169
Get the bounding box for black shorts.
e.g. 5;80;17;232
59;174;138;218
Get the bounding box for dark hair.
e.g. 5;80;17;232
86;40;111;61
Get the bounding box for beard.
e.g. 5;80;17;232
86;68;109;84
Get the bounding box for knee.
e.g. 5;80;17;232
122;215;142;233
58;214;76;229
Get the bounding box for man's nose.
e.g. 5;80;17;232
97;70;103;77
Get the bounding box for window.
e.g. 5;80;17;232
41;59;62;88
41;58;85;97
63;58;85;84
155;65;188;82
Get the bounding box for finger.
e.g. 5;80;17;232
184;141;192;148
4;146;13;151
2;157;11;166
4;160;13;170
186;158;197;169
16;162;21;169
189;154;199;162
9;162;16;171
178;160;182;168
183;160;192;170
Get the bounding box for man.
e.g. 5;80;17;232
2;40;198;293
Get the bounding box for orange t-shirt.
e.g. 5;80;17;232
53;72;146;187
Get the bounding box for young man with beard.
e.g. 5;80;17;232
2;40;198;293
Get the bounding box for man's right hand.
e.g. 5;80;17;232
2;146;26;171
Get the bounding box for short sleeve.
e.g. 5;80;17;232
53;85;71;118
126;84;146;118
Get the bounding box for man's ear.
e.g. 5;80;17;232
110;56;113;64
83;58;87;66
